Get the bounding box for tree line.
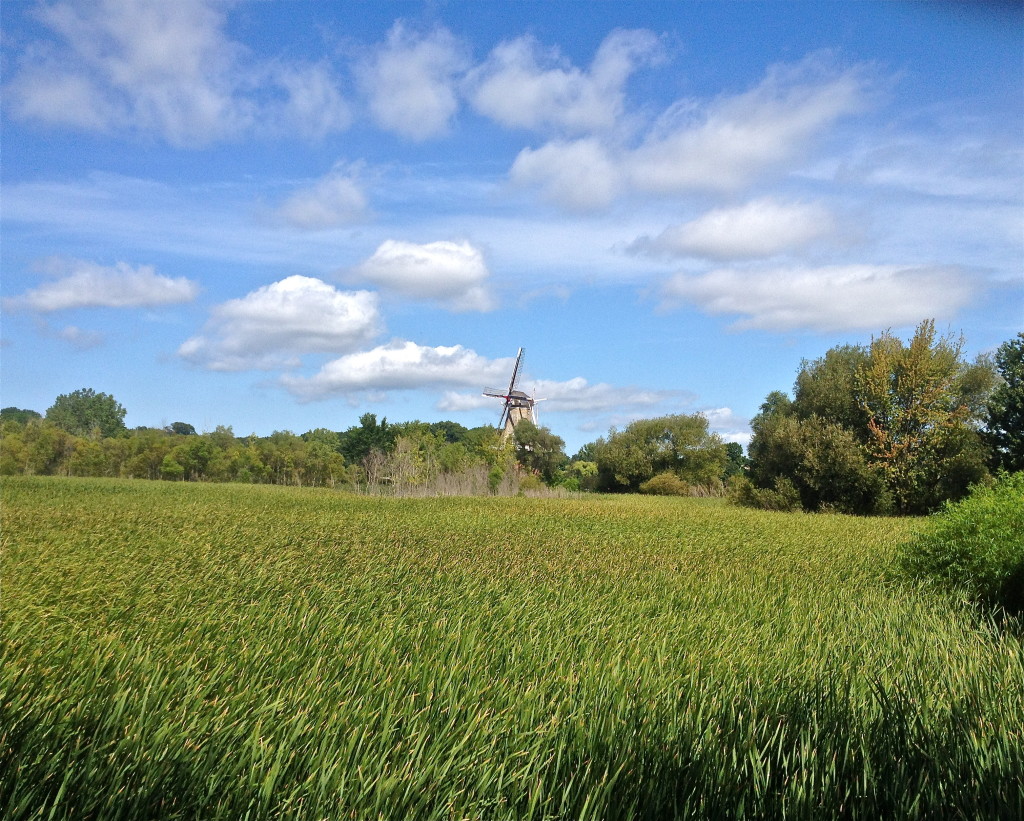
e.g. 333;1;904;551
0;391;742;496
2;322;1019;511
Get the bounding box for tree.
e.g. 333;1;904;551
512;420;566;483
339;413;396;464
722;442;748;480
857;321;989;512
1;407;42;425
166;421;197;436
46;388;127;440
741;321;995;514
591;414;727;493
985;333;1024;472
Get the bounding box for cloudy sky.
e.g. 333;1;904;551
2;0;1021;452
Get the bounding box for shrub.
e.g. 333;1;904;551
895;473;1024;613
639;472;690;496
728;475;802;512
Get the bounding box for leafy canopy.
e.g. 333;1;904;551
984;333;1024;473
741;321;996;514
592;413;726;493
46;388;127;440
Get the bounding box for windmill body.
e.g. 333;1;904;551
483;348;537;440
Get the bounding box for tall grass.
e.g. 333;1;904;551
2;477;1021;819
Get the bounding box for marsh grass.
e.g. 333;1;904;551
2;477;1021;819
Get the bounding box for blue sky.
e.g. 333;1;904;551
2;0;1021;454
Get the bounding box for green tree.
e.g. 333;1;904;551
166;422;197;436
984;333;1024;472
722;442;748;480
745;393;889;514
512;420;567;483
0;407;42;425
857;321;989;512
46;388;127;440
339;414;396;464
742;320;995;514
592;414;727;493
793;345;871;433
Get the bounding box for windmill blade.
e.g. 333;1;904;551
507;347;524;395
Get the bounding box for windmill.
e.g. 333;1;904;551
483;347;537;440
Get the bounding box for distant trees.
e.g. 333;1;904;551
735;321;1002;515
9;326;1015;510
0;394;532;494
984;333;1024;473
1;407;42;425
46;388;127;440
590;413;727;494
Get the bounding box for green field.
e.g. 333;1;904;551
2;477;1021;819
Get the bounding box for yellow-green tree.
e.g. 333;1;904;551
857;320;990;512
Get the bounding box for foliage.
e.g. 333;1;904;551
45;387;127;439
591;413;727;493
985;333;1024;472
512;419;567;483
727;475;802;512
741;321;996;514
748;407;891;514
721;442;748;480
1;394;541;494
2;478;1021;819
338;413;396;465
895;472;1024;614
638;471;690;496
857;321;989;512
0;407;41;425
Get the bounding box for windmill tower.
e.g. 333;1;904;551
483;348;537;440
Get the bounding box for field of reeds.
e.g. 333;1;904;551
2;476;1021;819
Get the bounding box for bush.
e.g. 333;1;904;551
895;473;1024;613
639;472;691;496
728;475;802;512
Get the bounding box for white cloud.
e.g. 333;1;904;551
440;377;682;416
59;325;105;349
663;264;975;332
632;198;838;260
530;377;678;413
628;58;869;194
179;276;380;371
283;340;515;401
436;391;496;412
264;62;352;141
510;138;621;211
834;134;1024;202
699;407;751;446
511;56;871;209
467;29;661;134
5;0;350;146
350;240;495;311
357;23;466;140
4;258;198;312
276;166;367;229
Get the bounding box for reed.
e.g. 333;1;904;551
2;477;1020;819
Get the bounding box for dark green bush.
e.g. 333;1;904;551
727;475;802;512
895;473;1024;613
